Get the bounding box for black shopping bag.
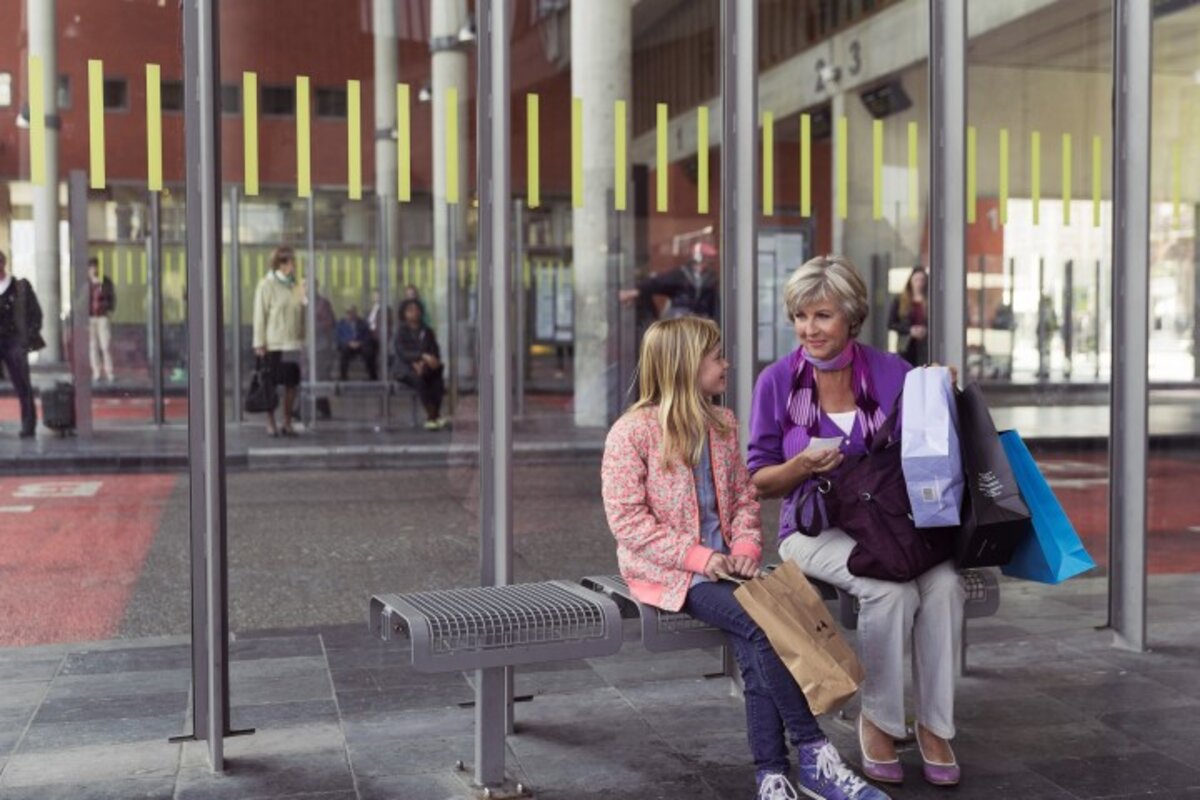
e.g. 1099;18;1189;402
244;363;278;414
954;383;1032;567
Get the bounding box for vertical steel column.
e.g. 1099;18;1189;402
513;200;526;417
377;194;392;424
1037;256;1047;379
719;0;756;686
929;0;967;370
149;191;165;425
1096;259;1103;380
1109;0;1151;653
229;188;242;423
182;0;233;769
305;196;318;427
447;210;459;415
1063;259;1074;379
68;172;93;437
475;0;514;788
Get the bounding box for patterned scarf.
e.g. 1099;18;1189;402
786;340;887;446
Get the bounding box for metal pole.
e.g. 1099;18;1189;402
68;172;92;437
1109;0;1150;653
513;199;526;417
229;187;242;423
305;196;317;428
182;0;238;768
1063;259;1074;380
929;0;967;371
447;209;459;415
720;0;757;687
1037;256;1047;380
1095;258;1103;380
29;0;62;363
475;0;514;787
149;191;165;425
377;195;392;425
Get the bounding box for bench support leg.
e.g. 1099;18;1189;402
474;667;509;787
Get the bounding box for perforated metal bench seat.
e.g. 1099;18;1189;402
369;581;624;672
580;575;726;652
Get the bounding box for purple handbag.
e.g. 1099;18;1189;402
795;413;956;582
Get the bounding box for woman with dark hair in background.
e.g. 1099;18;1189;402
887;266;929;366
394;298;446;430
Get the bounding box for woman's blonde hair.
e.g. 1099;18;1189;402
629;316;729;468
783;254;870;337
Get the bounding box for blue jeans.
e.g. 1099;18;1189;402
683;580;825;775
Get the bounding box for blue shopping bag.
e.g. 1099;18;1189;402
999;430;1097;584
900;367;964;528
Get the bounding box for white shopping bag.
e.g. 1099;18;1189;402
900;366;964;528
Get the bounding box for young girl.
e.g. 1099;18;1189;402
601;317;889;800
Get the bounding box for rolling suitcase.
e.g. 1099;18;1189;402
41;381;77;435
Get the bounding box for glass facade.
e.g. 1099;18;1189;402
1;0;1196;784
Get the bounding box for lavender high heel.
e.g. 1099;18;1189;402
857;714;904;785
916;722;961;787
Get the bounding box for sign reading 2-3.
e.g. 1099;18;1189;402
815;40;863;93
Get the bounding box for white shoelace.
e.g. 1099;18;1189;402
758;773;800;800
813;742;871;797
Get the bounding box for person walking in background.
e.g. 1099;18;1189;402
749;256;964;789
252;246;306;437
87;257;116;383
619;240;719;321
336;306;377;381
602;316;890;800
394;298;446;430
887;266;928;367
0;250;44;438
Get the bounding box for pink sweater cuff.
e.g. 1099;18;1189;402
682;544;716;574
730;541;762;563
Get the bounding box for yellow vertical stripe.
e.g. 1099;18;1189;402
528;94;540;208
697;106;709;214
126;249;134;284
800;114;811;218
966;126;976;224
146;64;163;191
397;83;411;201
615;100;627;211
140;250;148;284
1062;133;1072;225
88;59;106;189
1031;131;1041;225
656;103;669;213
1092;136;1102;227
296;75;311;198
571;97;583;209
243;72;259;196
28;56;45;185
999;129;1009;225
908;121;919;220
446;87;459;204
347;80;362;200
872;119;882;220
762;111;774;216
836;116;848;220
1172;143;1182;224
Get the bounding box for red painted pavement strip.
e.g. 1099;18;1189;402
0;473;178;647
0;396;188;423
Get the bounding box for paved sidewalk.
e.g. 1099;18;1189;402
1;574;1198;799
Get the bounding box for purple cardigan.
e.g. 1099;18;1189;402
747;343;912;542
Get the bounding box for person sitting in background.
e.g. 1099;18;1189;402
336;306;377;381
887;266;928;367
394;298;446;430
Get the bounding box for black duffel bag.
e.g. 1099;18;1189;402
244;361;278;414
796;412;955;582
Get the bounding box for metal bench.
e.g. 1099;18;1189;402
579;575;726;652
369;581;624;673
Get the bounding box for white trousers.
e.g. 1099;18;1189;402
779;527;964;740
89;316;113;381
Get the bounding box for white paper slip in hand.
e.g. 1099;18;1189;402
803;437;843;454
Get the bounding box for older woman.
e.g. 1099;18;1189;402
252;245;305;437
747;255;964;788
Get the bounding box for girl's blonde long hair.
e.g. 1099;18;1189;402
629;316;730;468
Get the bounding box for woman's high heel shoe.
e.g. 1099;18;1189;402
857;714;904;785
916;722;961;787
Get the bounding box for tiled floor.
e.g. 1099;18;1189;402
1;575;1199;799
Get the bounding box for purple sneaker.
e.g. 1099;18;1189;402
797;739;893;800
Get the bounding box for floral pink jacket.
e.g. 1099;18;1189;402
601;405;762;612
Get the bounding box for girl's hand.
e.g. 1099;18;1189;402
703;552;733;581
728;554;760;578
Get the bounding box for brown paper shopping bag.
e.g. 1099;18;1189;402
731;561;864;715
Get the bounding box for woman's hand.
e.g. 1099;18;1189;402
795;446;844;476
